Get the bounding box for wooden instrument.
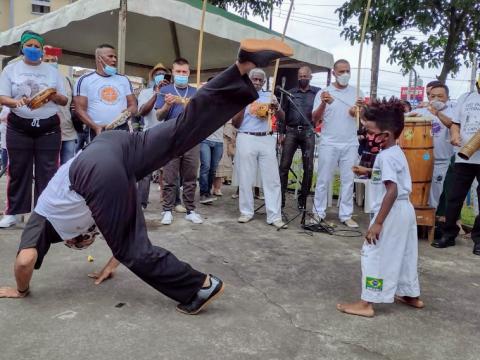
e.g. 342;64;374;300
105;110;131;130
28;88;56;110
458;130;480;160
158;93;190;106
400;117;434;207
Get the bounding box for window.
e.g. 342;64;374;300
32;0;51;14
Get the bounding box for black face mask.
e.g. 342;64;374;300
298;79;310;88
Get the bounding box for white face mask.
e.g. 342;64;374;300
430;100;446;111
336;73;351;86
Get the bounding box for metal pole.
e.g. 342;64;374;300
117;0;127;74
412;68;418;104
407;70;413;101
9;0;15;28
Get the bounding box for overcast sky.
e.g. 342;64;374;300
242;0;475;101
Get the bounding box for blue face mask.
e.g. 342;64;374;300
104;64;117;76
23;46;43;62
174;75;189;87
48;62;58;69
154;74;165;85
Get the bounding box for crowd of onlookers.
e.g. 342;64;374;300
2;30;480;259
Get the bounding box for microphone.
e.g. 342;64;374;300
276;86;293;98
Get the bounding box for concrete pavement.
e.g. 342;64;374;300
0;181;479;360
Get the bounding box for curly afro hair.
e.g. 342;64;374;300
362;98;405;138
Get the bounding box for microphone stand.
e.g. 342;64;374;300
277;90;332;235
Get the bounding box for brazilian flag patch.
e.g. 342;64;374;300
366;277;383;292
371;169;381;183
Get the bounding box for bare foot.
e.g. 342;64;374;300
394;296;425;309
336;300;374;317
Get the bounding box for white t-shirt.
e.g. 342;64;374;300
369;145;412;214
313;84;362;146
0;60;66;119
35;156;95;240
207;126;224;143
74;72;133;126
0;107;9;150
415;107;454;160
137;87;158;131
453;91;480;164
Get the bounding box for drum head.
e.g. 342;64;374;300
404;116;433;123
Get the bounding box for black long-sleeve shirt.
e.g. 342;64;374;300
278;86;320;134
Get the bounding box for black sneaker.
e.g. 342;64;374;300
176;275;225;315
431;236;456;249
473;243;480;256
238;39;293;67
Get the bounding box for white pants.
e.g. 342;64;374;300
429;159;450;208
361;200;420;303
235;133;282;223
312;143;358;221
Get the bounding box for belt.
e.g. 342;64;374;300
286;125;312;131
242;131;271;136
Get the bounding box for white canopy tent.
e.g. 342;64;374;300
0;0;334;81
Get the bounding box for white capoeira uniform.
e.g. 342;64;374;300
235;90;282;223
361;145;421;303
414;107;454;208
311;84;363;221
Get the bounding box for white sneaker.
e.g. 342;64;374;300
271;220;287;229
174;204;187;213
0;215;17;228
343;218;359;228
185;211;203;224
161;211;173;225
238;215;252;223
231;193;239;199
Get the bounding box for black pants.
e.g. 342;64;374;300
436;155;456;217
279;128;315;208
443;162;480;245
5;113;61;215
68;64;258;303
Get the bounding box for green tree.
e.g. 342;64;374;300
388;0;480;83
209;0;284;21
336;0;413;100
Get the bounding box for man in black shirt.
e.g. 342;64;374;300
278;66;320;210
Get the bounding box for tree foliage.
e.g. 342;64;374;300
388;0;480;82
209;0;284;21
336;0;410;46
337;0;480;82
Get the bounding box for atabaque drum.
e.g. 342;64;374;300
399;117;434;207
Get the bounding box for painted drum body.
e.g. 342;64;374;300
400;117;434;207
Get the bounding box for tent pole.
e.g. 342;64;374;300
268;0;294;131
196;0;208;88
117;0;127;74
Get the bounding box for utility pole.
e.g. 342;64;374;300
470;56;478;92
369;32;381;101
